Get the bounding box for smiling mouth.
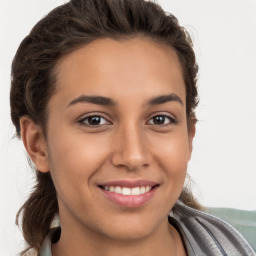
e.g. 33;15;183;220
100;185;154;196
98;180;159;208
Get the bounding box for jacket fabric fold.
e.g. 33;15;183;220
38;200;255;256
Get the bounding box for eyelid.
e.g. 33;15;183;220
80;116;109;125
78;112;113;126
146;112;177;125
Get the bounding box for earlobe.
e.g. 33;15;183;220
20;116;49;173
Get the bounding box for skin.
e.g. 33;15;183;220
21;38;195;256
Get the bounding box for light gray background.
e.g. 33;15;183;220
1;0;256;255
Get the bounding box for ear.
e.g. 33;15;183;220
187;121;196;161
20;116;49;173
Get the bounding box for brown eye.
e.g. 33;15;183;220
147;115;177;127
152;115;166;125
148;115;174;125
80;115;109;126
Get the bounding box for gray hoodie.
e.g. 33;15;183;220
38;201;255;256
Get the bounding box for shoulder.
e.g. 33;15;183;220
169;200;255;256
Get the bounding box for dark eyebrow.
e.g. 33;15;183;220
68;95;116;107
147;93;183;106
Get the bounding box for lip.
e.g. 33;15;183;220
98;179;159;208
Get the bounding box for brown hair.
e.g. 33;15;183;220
10;0;200;253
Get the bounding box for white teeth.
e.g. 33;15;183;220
122;187;131;195
102;186;152;195
115;186;122;194
131;187;140;195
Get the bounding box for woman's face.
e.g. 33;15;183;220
44;38;194;241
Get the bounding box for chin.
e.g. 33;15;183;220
106;227;152;242
99;215;161;242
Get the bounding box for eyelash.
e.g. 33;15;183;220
78;114;176;128
79;115;111;126
147;114;176;126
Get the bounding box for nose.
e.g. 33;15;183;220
111;124;152;171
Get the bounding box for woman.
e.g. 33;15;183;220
10;0;255;255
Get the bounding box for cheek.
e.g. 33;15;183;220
153;131;191;170
153;133;190;191
165;142;190;175
46;131;110;199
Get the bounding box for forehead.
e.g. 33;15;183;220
53;37;186;104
